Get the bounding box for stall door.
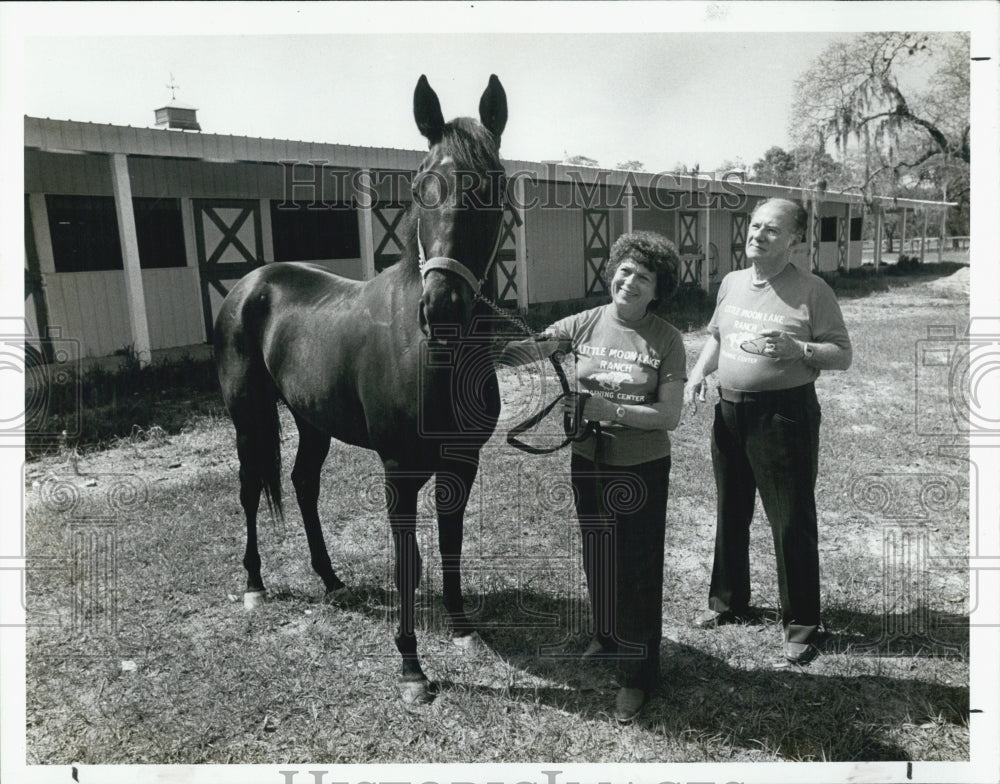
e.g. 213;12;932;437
584;209;610;296
678;211;702;285
486;204;521;308
194;199;264;341
731;212;749;271
372;200;409;273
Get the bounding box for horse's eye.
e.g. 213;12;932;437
414;172;443;208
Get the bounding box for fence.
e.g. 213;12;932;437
862;237;970;253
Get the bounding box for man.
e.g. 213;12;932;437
684;198;852;665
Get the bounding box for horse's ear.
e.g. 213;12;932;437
414;75;445;146
479;74;507;142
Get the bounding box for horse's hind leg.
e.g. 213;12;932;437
235;429;266;605
384;464;433;703
291;416;345;596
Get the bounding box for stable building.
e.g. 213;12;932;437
23;114;949;363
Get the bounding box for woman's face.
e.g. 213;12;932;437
610;257;658;314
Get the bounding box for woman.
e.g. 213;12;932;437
503;231;686;722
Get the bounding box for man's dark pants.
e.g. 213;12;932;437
708;383;822;645
572;453;670;689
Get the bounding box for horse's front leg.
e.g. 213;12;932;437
385;465;434;704
437;453;483;649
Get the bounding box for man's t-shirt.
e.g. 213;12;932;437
708;264;851;391
548;305;686;465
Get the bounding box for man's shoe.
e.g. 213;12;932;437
783;641;817;665
614;687;647;723
693;609;743;629
581;637;617;663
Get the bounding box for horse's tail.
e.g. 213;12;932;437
244;347;283;521
215;293;284;522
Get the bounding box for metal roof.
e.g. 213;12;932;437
24;116;954;210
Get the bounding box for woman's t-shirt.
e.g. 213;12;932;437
548;305;686;465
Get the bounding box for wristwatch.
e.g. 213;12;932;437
802;342;815;361
615;405;626;421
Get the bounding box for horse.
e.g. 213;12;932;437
213;74;509;704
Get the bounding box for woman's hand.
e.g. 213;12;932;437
562;393;615;422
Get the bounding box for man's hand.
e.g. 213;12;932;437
683;376;707;413
758;330;805;361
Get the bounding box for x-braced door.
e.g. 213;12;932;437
372;200;409;273
731;212;749;271
678;211;701;285
487;203;521;308
194;199;264;341
584;209;610;296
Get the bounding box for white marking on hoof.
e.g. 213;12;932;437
243;591;265;610
452;631;486;654
399;679;434;705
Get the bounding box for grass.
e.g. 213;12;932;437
23;265;970;763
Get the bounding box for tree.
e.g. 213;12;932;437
715;157;749;176
616;160;646;171
790;32;969;232
750;146;798;185
563;153;600;168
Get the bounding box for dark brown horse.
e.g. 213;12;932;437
214;75;508;703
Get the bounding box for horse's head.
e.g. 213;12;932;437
412;74;508;339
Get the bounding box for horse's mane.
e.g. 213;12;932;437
440;117;503;174
396;117;504;274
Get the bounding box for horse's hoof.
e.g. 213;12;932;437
242;591;265;610
398;679;435;705
324;586;350;605
452;631;486;655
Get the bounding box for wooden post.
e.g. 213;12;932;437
920;209;928;264
358;169;376;280
624;182;634;235
810;198;820;272
702;206;711;292
110;153;152;366
258;199;274;263
179;198;206;343
900;207;908;256
938;184;947;264
844;202;851;272
514;176;530;309
874;203;883;271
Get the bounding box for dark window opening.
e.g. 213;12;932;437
270;201;361;262
850;217;863;241
46;195;123;272
820;216;838;243
134;197;186;268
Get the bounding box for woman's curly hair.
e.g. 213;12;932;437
603;231;680;311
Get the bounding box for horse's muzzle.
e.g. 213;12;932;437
419;276;472;339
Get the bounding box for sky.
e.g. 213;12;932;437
19;31;852;173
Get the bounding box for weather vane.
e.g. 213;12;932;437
166;73;179;101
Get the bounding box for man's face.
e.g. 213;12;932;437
746;202;798;265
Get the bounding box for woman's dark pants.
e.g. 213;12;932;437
571;453;670;690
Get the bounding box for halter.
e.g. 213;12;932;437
415;179;507;295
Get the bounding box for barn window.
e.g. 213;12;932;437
820;216;838;242
270;201;361;262
46;195;123;272
850;217;863;241
134;198;186;268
